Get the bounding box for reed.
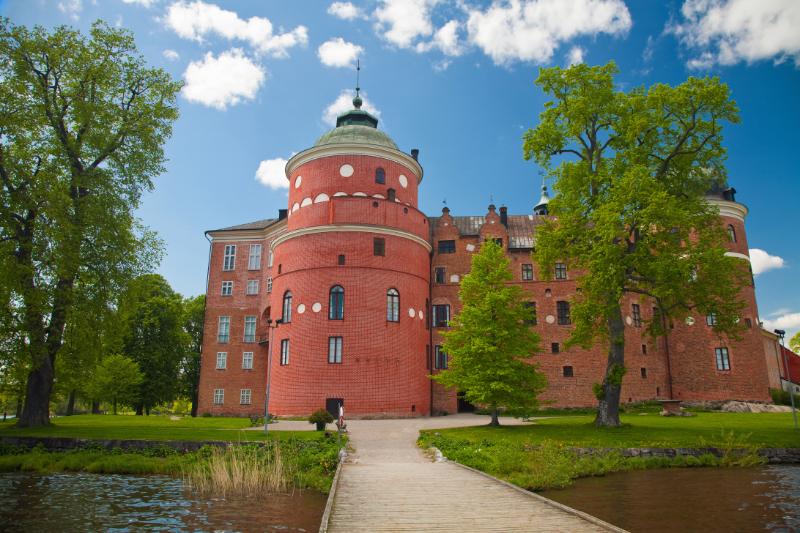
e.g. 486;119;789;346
183;443;291;497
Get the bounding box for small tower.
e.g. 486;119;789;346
534;184;550;215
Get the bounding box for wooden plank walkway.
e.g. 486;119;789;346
324;415;624;533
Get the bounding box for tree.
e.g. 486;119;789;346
180;295;205;417
115;274;187;415
0;20;180;427
790;332;800;354
432;240;547;426
524;62;747;427
87;354;142;415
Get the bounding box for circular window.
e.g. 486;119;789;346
312;302;322;313
297;304;306;314
408;308;416;318
339;164;354;177
399;174;408;188
294;175;302;189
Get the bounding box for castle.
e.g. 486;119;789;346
197;93;783;417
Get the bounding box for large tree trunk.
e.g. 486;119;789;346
91;401;101;414
191;389;199;418
135;403;143;416
489;406;500;426
18;355;55;428
66;389;76;416
595;303;626;427
15;398;23;418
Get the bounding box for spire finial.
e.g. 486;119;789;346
353;59;363;109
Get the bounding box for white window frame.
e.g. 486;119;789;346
242;351;254;370
266;277;273;293
248;244;262;270
243;316;257;343
216;352;227;370
223;244;236;271
280;339;290;365
715;347;730;371
213;389;224;405
267;250;274;268
522;264;534;281
217;316;230;343
434;345;448;369
221;281;233;296
246;279;259;295
328;336;343;364
240;389;252;405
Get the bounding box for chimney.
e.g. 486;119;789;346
411;148;419;161
499;206;508;227
278;209;287;220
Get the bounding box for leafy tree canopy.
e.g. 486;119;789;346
86;354;143;415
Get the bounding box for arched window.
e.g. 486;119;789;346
727;224;736;243
375;167;386;184
282;291;292;323
387;289;400;322
387;188;396;201
329;285;344;320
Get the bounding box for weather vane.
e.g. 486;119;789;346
355;58;361;98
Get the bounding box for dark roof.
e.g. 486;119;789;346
428;214;545;249
208;218;279;233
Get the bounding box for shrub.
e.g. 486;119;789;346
770;388;800;406
308;409;334;430
201;412;212;417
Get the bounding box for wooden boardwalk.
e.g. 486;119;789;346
323;415;624;533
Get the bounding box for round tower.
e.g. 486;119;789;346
268;94;432;416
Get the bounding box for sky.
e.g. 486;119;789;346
3;0;799;340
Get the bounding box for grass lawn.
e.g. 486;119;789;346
0;414;318;442
425;412;800;448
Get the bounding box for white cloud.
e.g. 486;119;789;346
162;49;180;61
416;19;464;56
322;90;381;127
58;0;82;20
465;0;631;65
318;38;364;68
762;312;800;335
122;0;158;7
567;45;585;65
164;1;308;57
749;248;786;276
182;49;265;110
255;158;289;189
669;0;800;69
374;0;439;49
328;1;365;20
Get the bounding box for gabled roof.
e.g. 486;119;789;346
208;218;279;233
428;214;546;249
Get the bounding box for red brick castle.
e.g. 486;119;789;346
197;93;779;417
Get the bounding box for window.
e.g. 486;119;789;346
522;264;533;281
706;312;717;326
282;291;292;323
246;280;259;295
243;316;256;343
556;301;571;325
715;347;730;370
242;352;253;370
524;302;537;325
387;188;396;201
329;285;344;320
375;167;385;184
435;267;446;284
374;237;385;257
551;342;560;354
338;254;345;265
438;240;456;254
248;244;262;270
744;318;752;328
640;368;647;378
432;304;450;328
217;316;230;343
642;344;647;355
555;262;567;280
563;366;573;377
221;281;233;296
493;238;503;247
632;304;642;327
240;389;252;405
727;224;736;243
278;264;282;274
328;336;343;364
223;245;236;271
267;250;273;268
213;389;224;405
434;345;448;369
216;352;227;369
267;277;273;293
387;289;400;322
280;339;290;366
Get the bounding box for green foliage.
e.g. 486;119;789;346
86;354;143;414
308;409;334;426
770;388;800;407
790;332;800;354
523;62;745;425
433;240;547;419
0;19;181;426
180;295;205;416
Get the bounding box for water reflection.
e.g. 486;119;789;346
543;465;800;532
0;472;326;532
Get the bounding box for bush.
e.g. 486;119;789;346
201;412;212;417
770;388;800;406
308;409;334;430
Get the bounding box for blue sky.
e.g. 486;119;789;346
3;0;799;339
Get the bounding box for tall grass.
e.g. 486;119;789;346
183;443;291;497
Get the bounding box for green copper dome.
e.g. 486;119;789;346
314;94;398;149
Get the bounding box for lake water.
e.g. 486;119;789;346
542;465;800;532
0;472;326;532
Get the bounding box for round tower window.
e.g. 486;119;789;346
398;174;408;188
295;175;302;188
339;164;354;177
